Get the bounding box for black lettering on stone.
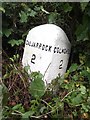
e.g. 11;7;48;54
59;48;62;54
54;47;57;53
38;43;42;49
31;42;36;47
62;48;67;54
26;40;28;45
42;44;45;50
35;43;39;47
57;47;60;54
45;45;48;51
48;46;52;52
26;40;31;46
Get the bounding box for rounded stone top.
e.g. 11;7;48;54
27;24;71;45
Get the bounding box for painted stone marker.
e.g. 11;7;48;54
22;24;71;85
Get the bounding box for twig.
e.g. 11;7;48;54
11;110;23;116
13;64;26;88
41;99;53;109
61;90;79;102
31;109;55;119
30;90;78;119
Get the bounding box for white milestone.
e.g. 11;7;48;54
22;24;71;85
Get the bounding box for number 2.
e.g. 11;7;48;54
59;60;63;69
31;54;36;64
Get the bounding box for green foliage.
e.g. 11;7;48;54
22;111;34;119
8;39;24;47
68;63;78;73
0;84;3;120
80;2;88;12
2;2;90;120
48;12;58;24
62;3;72;13
76;3;90;41
19;11;28;23
2;84;9;107
3;28;12;37
0;6;5;13
29;72;45;98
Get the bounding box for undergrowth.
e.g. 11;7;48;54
1;2;90;120
1;52;90;120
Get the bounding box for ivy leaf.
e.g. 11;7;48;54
48;12;57;24
29;10;37;17
80;2;88;12
19;11;28;23
0;6;5;13
29;72;45;98
16;39;24;46
63;3;72;13
3;28;12;37
69;63;78;73
8;39;24;47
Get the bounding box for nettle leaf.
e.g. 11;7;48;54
8;39;24;47
63;3;72;13
71;94;83;106
69;63;78;73
19;11;28;23
12;104;22;110
3;28;12;37
22;111;34;119
12;104;25;113
29;72;45;98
